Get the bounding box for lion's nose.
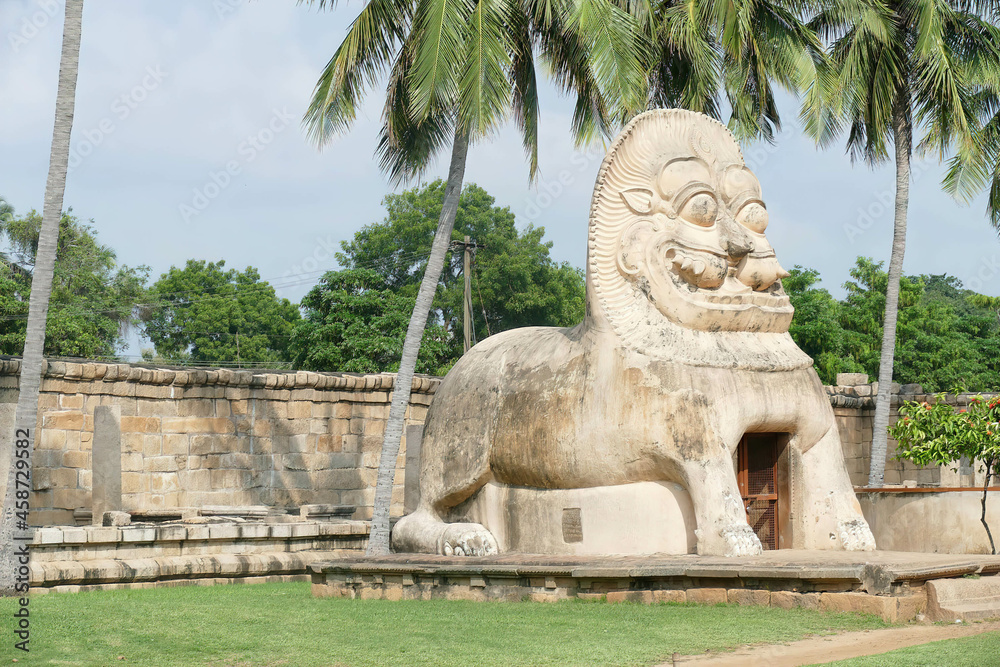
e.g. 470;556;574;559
726;238;754;259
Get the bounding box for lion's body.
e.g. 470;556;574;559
391;110;876;557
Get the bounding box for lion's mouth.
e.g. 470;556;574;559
662;246;792;311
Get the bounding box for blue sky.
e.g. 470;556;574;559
2;0;1000;357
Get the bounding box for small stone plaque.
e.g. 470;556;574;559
562;508;583;543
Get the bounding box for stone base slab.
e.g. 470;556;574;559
926;576;1000;622
28;519;371;591
35;573;310;595
32;552;334;592
311;550;1000;623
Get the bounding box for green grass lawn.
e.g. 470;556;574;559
0;582;887;666
822;630;1000;666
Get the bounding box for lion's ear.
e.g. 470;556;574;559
618;220;654;276
620;188;656;215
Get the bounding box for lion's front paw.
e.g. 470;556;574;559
439;523;498;557
721;524;763;557
838;519;876;551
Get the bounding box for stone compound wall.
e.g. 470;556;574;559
0;358;437;526
827;377;997;488
1;360;992;528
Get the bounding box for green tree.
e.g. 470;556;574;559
1;0;84;595
891;394;1000;553
0;196;12;224
293;183;584;374
144;261;299;367
291;268;452;374
333;182;584;362
806;0;1000;486
836;258;994;392
0;208;149;359
300;0;649;554
786;260;1000;391
784;265;864;384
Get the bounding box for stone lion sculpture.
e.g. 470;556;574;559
393;109;876;557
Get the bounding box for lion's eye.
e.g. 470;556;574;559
736;202;768;233
679;193;717;227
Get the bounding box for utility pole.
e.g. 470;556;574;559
463;236;472;353
451;236;482;354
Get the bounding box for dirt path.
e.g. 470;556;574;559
659;620;1000;666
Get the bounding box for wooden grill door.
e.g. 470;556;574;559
737;434;781;550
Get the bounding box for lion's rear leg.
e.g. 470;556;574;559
390;427;497;556
679;452;762;557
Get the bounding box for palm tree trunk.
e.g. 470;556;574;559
868;91;911;488
0;0;84;595
366;128;470;556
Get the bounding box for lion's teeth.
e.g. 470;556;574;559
691;260;705;277
680;258;692;271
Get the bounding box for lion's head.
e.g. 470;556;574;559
586;110;809;370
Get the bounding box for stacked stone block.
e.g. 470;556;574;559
4;358;993;529
828;379;997;488
0;359;435;526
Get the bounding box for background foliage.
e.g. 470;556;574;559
291;182;585;375
143;260;299;366
786;258;1000;390
0;206;148;358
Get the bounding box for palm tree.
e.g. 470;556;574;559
805;0;999;487
300;0;648;555
0;0;85;595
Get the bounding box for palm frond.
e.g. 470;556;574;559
456;0;515;137
301;0;411;147
509;9;540;179
407;0;473;122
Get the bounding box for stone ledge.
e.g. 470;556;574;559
310;569;927;622
30;520;370;546
0;357;440;394
30;552;339;589
310;550;1000;622
33;573;309;595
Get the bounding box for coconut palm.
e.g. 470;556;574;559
0;0;85;595
805;0;1000;486
301;0;649;554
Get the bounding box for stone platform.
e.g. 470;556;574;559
310;550;1000;622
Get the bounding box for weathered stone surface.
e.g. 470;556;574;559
927;576;1000;622
102;511;130;527
727;589;771;606
819;592;897;621
392;109;875;559
11;343;988;535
